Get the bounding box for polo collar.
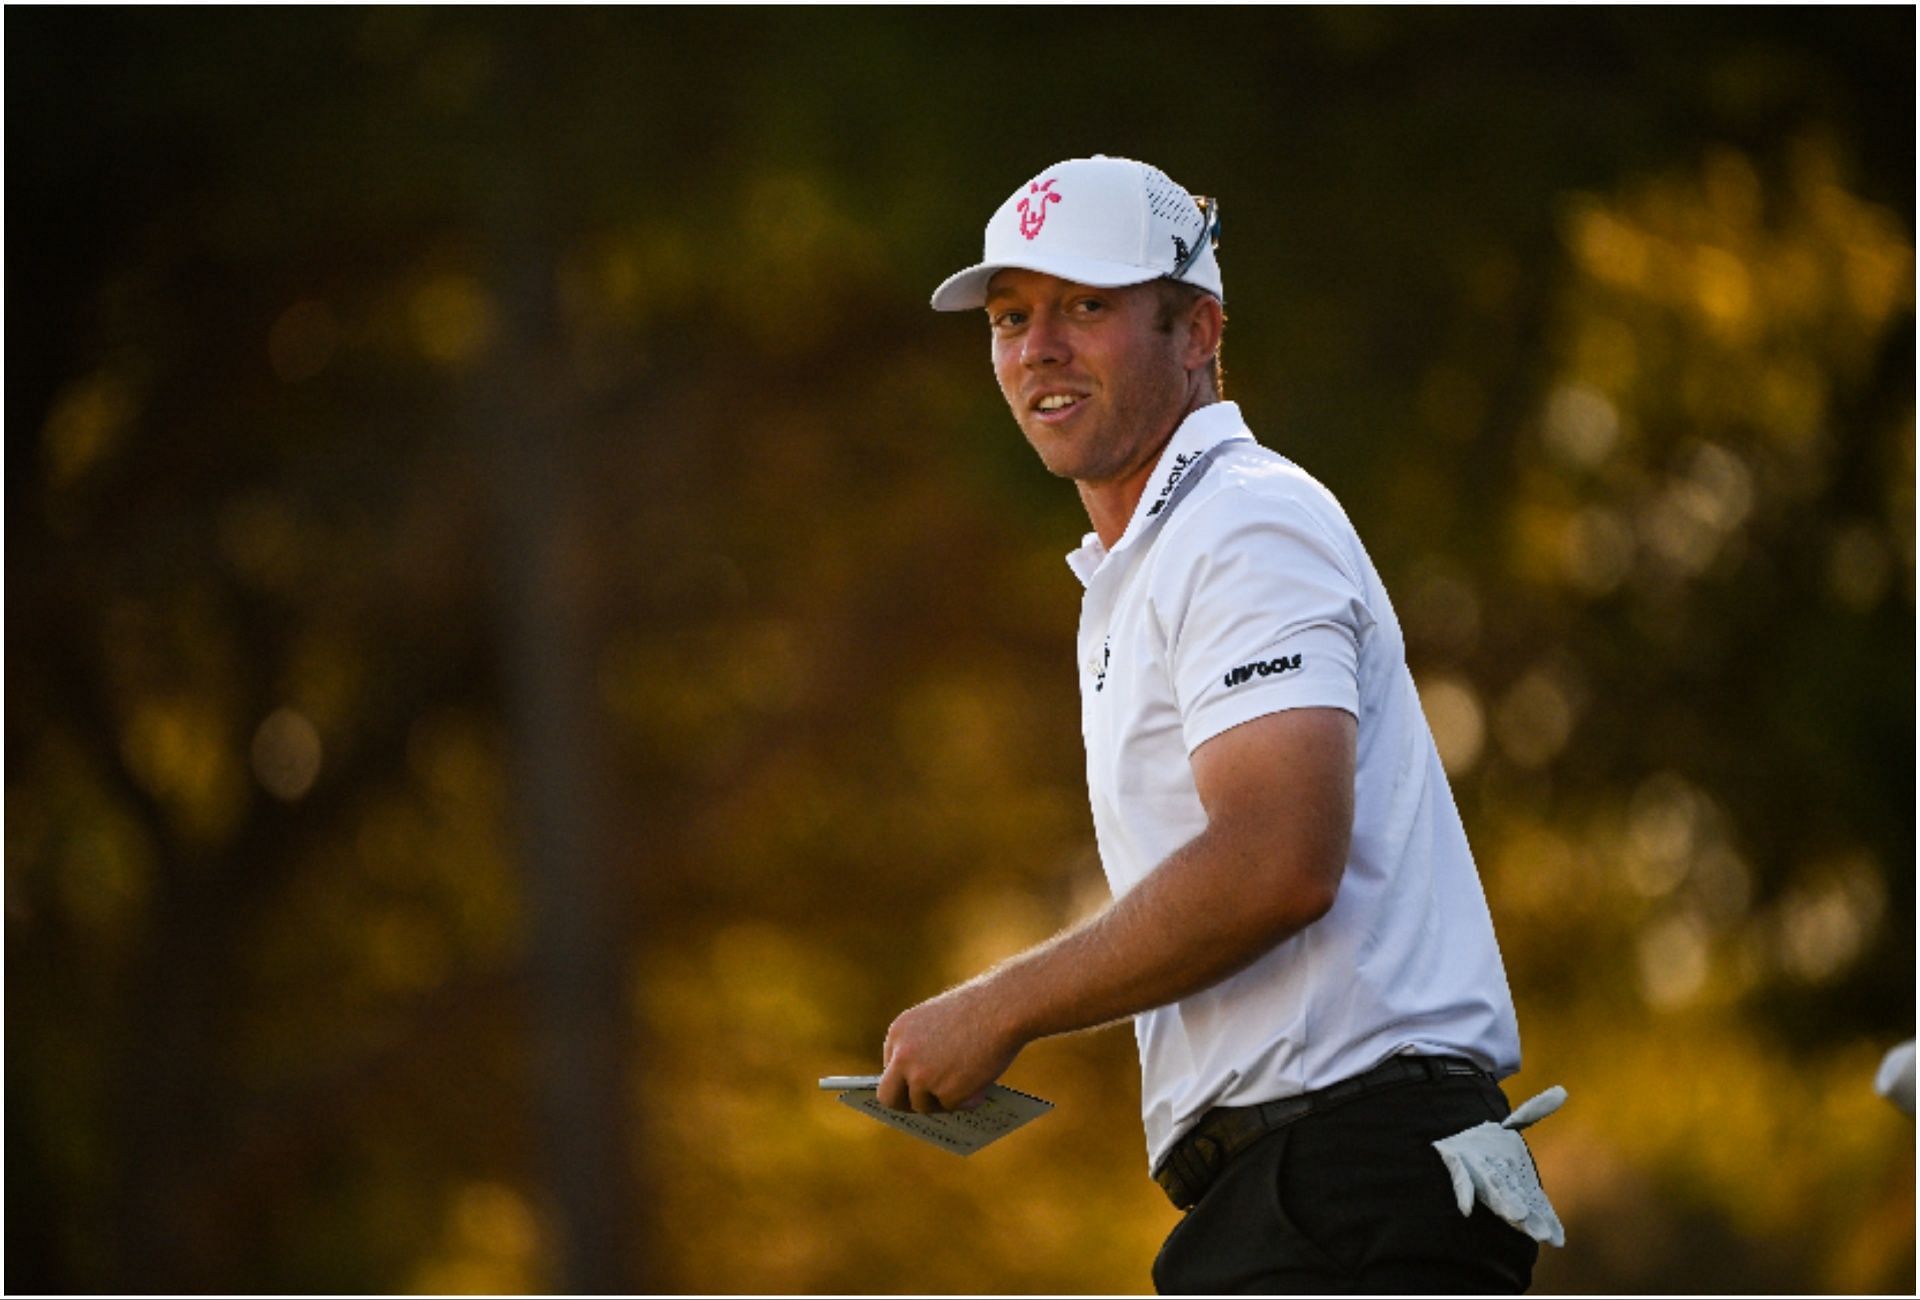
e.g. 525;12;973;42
1065;401;1255;587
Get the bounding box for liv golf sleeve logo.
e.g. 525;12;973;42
1223;654;1302;689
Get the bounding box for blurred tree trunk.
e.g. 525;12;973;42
475;250;645;1294
29;569;255;1292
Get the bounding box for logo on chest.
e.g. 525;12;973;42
1223;653;1302;689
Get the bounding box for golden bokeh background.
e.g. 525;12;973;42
7;9;1912;1294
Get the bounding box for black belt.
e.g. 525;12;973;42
1151;1054;1493;1211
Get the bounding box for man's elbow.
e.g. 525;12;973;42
1285;861;1344;930
1235;847;1345;943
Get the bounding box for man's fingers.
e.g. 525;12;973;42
908;1077;943;1114
878;1049;946;1114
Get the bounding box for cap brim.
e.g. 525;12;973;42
929;253;1166;311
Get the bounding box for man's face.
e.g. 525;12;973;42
986;269;1196;487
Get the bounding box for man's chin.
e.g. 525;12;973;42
1029;446;1093;482
1019;426;1097;481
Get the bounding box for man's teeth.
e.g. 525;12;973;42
1037;395;1080;411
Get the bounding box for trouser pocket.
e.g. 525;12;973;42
1153;1127;1351;1294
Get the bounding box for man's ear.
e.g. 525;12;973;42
1186;294;1225;369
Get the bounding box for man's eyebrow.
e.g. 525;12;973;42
983;287;1021;306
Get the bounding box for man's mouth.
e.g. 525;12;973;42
1030;392;1088;423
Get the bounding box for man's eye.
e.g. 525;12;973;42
1074;298;1106;315
991;311;1027;330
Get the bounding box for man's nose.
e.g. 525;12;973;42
1022;313;1069;368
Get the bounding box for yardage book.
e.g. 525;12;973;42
817;1075;1054;1155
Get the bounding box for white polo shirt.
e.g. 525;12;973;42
1066;401;1521;1172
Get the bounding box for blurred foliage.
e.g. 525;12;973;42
5;8;1913;1295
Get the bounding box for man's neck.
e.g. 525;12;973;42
1077;394;1219;550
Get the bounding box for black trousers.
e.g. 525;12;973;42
1152;1072;1539;1294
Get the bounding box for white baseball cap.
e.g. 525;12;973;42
930;155;1223;311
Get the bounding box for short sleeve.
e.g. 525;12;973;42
1151;488;1374;754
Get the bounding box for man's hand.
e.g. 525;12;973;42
877;980;1023;1113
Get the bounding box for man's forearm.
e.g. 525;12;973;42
979;816;1339;1048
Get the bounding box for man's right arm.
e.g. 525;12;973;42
877;705;1355;1113
979;704;1355;1042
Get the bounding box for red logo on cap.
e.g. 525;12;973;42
1017;179;1061;241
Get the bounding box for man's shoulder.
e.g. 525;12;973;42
1213;438;1344;505
1163;439;1358;553
1135;467;1368;626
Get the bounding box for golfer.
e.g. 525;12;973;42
877;155;1549;1293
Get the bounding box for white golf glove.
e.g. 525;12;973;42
1432;1085;1567;1247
